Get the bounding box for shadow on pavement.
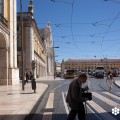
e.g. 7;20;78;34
0;110;119;120
20;92;35;94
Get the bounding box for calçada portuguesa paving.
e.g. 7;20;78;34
0;80;48;120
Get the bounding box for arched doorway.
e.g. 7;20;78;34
0;32;8;85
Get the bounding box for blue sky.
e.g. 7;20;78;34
17;0;120;63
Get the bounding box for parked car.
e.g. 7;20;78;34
96;72;104;78
56;72;61;77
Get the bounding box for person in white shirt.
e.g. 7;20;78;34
106;71;115;92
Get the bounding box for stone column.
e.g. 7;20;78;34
8;0;19;85
48;57;50;75
13;0;17;68
25;23;34;72
9;0;14;68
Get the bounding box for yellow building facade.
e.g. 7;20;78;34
39;23;54;76
63;59;120;72
33;22;46;77
0;0;19;85
17;0;47;78
17;12;47;78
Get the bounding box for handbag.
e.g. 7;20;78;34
82;92;92;100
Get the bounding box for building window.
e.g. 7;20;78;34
0;0;4;15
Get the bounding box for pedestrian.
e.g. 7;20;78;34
31;78;36;93
24;73;26;84
106;71;115;92
25;72;29;83
66;73;89;120
29;71;32;80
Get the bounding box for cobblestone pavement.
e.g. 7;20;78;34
0;76;120;120
0;81;48;120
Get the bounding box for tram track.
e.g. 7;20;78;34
84;78;119;120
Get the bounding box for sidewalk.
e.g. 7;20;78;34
0;82;48;120
36;76;54;81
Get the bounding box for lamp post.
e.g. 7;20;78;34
52;41;59;79
31;60;36;93
101;58;108;76
20;0;24;90
104;58;108;73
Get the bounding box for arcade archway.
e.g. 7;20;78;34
0;32;8;85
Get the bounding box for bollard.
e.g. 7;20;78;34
31;78;36;93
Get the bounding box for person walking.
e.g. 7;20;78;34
106;71;115;92
25;72;29;84
66;73;89;120
29;71;33;80
24;73;26;85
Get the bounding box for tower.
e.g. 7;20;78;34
28;0;34;14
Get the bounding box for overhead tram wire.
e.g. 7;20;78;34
36;16;120;30
50;0;76;47
51;0;90;48
51;0;72;4
50;0;120;58
71;0;77;48
37;16;120;39
70;0;90;58
101;11;120;55
52;28;120;42
104;0;120;4
92;17;120;23
55;38;120;44
50;0;90;58
37;15;120;26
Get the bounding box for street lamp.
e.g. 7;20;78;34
101;58;108;74
104;58;108;73
20;0;24;90
31;60;36;93
52;42;59;79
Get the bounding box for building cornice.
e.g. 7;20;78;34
34;50;45;63
0;22;10;35
65;59;120;63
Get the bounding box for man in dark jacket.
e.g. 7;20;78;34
66;73;89;120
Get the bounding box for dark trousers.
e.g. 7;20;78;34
67;103;86;120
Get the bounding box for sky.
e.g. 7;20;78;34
17;0;120;63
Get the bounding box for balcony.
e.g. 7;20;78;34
0;13;8;27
